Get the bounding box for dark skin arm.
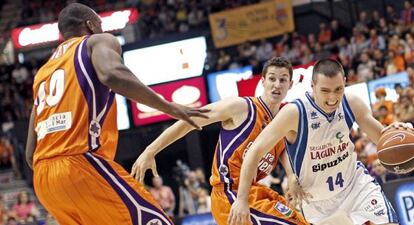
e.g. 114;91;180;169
25;108;36;169
87;33;208;129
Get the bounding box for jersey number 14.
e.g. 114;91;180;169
326;172;344;191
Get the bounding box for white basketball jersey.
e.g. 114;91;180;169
286;91;357;201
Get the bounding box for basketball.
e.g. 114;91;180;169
377;127;414;174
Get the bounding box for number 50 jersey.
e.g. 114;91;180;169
32;36;118;166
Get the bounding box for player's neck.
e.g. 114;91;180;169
259;96;281;116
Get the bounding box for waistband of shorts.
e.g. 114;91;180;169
34;152;91;167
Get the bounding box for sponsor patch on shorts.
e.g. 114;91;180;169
274;202;293;217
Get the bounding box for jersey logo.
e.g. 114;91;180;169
274;202;293;217
310;111;318;119
335;132;344;143
89;120;101;137
338;113;344;121
146;219;161;225
219;164;229;176
311;122;320;130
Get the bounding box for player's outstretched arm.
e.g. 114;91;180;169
228;104;298;225
87;33;208;130
131;97;248;183
25;108;37;170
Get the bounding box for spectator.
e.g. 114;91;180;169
401;0;414;27
0;195;7;225
368;29;386;51
318;22;331;44
149;176;176;217
10;192;39;221
357;52;375;82
178;171;199;216
11;64;29;85
256;39;274;63
377;105;395;126
196;188;211;214
194;168;209;191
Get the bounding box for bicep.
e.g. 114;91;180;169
350;95;383;144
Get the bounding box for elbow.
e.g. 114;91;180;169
98;69;118;88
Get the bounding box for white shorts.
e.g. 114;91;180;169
302;162;399;225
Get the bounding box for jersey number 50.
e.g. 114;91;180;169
36;69;65;115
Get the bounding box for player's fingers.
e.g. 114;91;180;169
138;168;145;183
185;118;202;130
151;165;159;178
130;163;137;176
227;212;234;225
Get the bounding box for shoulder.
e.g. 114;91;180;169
87;33;121;53
216;96;249;111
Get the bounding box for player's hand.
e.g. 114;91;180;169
166;103;210;130
130;150;158;184
286;175;312;208
382;122;413;133
228;199;252;225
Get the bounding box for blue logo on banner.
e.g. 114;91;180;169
395;183;414;225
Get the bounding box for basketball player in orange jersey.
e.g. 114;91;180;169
25;3;208;225
132;57;310;225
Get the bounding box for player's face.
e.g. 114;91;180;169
312;72;345;113
261;66;292;104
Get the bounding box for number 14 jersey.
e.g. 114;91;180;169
286;91;358;201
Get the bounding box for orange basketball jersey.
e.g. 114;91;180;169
210;97;285;192
32;36;117;166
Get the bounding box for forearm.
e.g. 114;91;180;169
146;121;195;155
280;150;294;178
236;152;261;201
103;66;172;114
25;109;37;169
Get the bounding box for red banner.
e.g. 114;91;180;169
11;8;138;49
130;77;208;126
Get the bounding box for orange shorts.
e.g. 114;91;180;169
33;152;173;225
211;184;309;225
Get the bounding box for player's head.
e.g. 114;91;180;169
311;59;346;113
58;3;103;39
260;57;293;104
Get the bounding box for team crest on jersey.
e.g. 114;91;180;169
89;120;101;137
274;202;293;217
310;111;318;119
311;122;320;130
219;164;229;176
335;132;344;143
146;219;161;225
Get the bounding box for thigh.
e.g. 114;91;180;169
34;153;174;225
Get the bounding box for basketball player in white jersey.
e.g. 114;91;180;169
228;59;407;225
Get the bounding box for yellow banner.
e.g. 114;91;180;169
209;0;294;48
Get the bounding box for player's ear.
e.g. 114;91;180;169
85;20;95;34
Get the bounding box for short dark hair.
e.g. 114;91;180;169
312;59;345;82
58;3;96;38
261;57;293;80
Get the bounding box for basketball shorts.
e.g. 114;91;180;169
33;152;173;225
302;162;399;224
211;183;309;225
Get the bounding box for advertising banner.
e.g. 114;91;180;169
383;177;414;225
124;37;207;85
11;8;138;49
209;0;294;48
130;77;207;126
